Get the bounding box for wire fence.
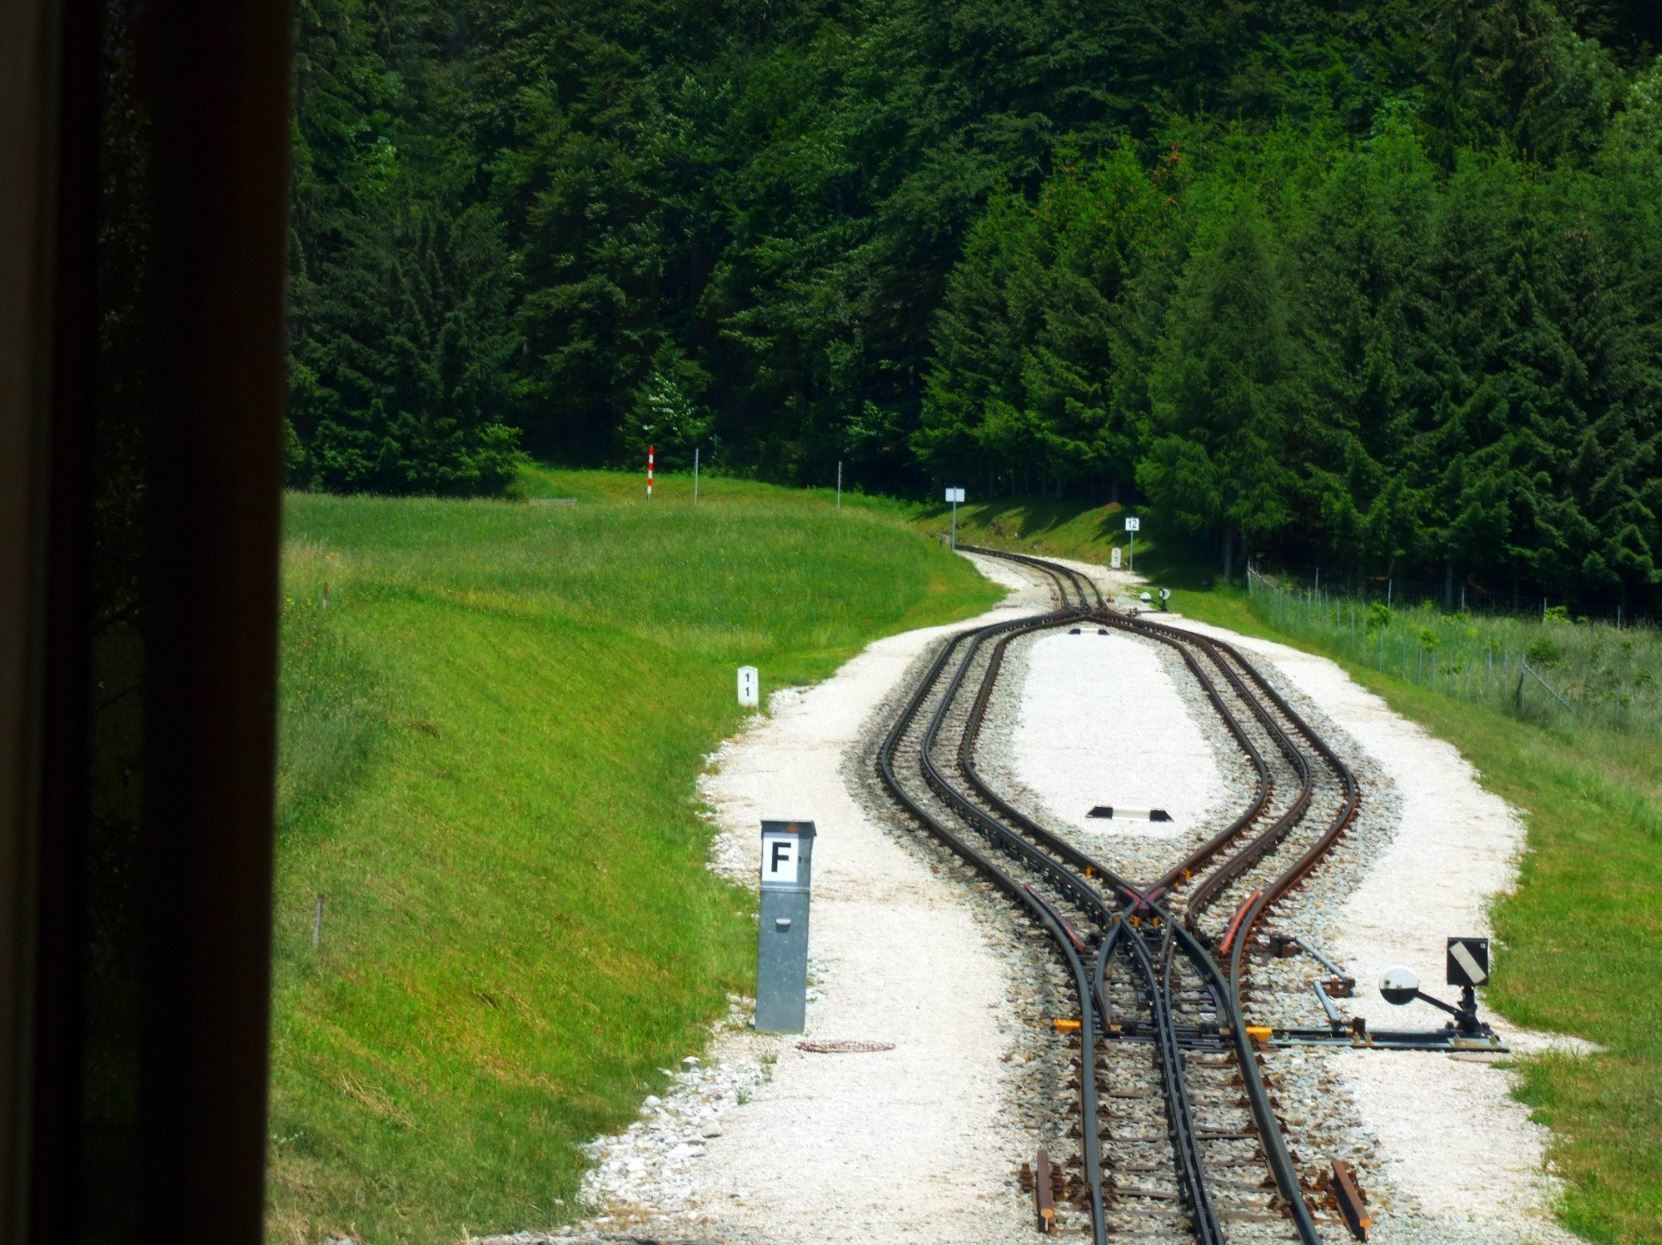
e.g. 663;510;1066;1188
1245;565;1662;735
1246;559;1658;629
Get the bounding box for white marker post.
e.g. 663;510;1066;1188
1110;547;1122;571
737;665;759;709
1124;515;1140;572
945;487;965;549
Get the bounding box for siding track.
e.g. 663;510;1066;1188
875;547;1366;1243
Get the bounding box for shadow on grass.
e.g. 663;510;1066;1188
916;496;1094;540
1131;537;1223;594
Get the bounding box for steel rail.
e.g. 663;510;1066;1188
964;547;1336;1245
959;542;1086;609
917;613;1117;923
954;622;1143;900
909;612;1232;1243
1116;923;1224;1243
1154;932;1225;1245
890;546;1364;1245
1069;613;1275;895
956;599;1320;954
1096;610;1316;925
875;610;1110;1245
958;543;1103;610
897;554;1236;1239
1131;615;1361;943
909;609;1247;1235
1114;612;1361;1245
931;599;1242;1240
1164;632;1314;918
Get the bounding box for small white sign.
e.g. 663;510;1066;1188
761;833;798;884
1110;547;1122;570
738;665;759;708
944;487;965;503
1124;516;1141;532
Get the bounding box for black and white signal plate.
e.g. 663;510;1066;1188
1446;937;1490;988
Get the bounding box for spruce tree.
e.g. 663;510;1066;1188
1141;193;1300;579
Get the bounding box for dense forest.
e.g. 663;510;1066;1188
285;0;1662;607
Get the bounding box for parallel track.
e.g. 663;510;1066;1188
875;545;1363;1243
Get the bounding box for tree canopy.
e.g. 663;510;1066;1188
287;0;1662;608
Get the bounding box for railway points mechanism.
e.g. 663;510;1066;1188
872;544;1502;1244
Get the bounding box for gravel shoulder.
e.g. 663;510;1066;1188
538;553;1052;1245
1008;628;1231;845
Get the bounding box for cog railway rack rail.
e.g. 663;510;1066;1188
873;545;1485;1243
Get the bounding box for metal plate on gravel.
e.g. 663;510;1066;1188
796;1039;896;1054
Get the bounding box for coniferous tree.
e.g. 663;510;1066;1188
914;193;1037;487
303;198;526;494
1015;146;1160;495
1296;117;1440;574
1141;194;1301;579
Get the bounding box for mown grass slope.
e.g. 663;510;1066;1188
938;498;1661;1245
1246;574;1662;738
268;474;1000;1242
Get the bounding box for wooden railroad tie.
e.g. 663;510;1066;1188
1033;1145;1055;1234
1331;1158;1371;1241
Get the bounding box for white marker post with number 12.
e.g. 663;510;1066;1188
1124;515;1140;572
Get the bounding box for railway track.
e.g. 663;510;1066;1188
874;545;1368;1243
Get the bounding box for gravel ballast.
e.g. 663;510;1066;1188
1011;629;1226;839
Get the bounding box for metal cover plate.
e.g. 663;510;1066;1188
796;1039;896;1054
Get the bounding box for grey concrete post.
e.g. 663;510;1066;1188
755;819;815;1033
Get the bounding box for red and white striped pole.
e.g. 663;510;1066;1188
647;444;654;499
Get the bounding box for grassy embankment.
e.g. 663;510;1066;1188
920;496;1662;1245
269;470;1001;1243
1247;575;1662;737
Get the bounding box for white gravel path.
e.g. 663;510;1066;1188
561;553;1051;1244
1012;629;1225;839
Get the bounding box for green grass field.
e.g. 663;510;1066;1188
268;472;1000;1242
1246;571;1662;738
928;495;1661;1245
272;477;1660;1244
